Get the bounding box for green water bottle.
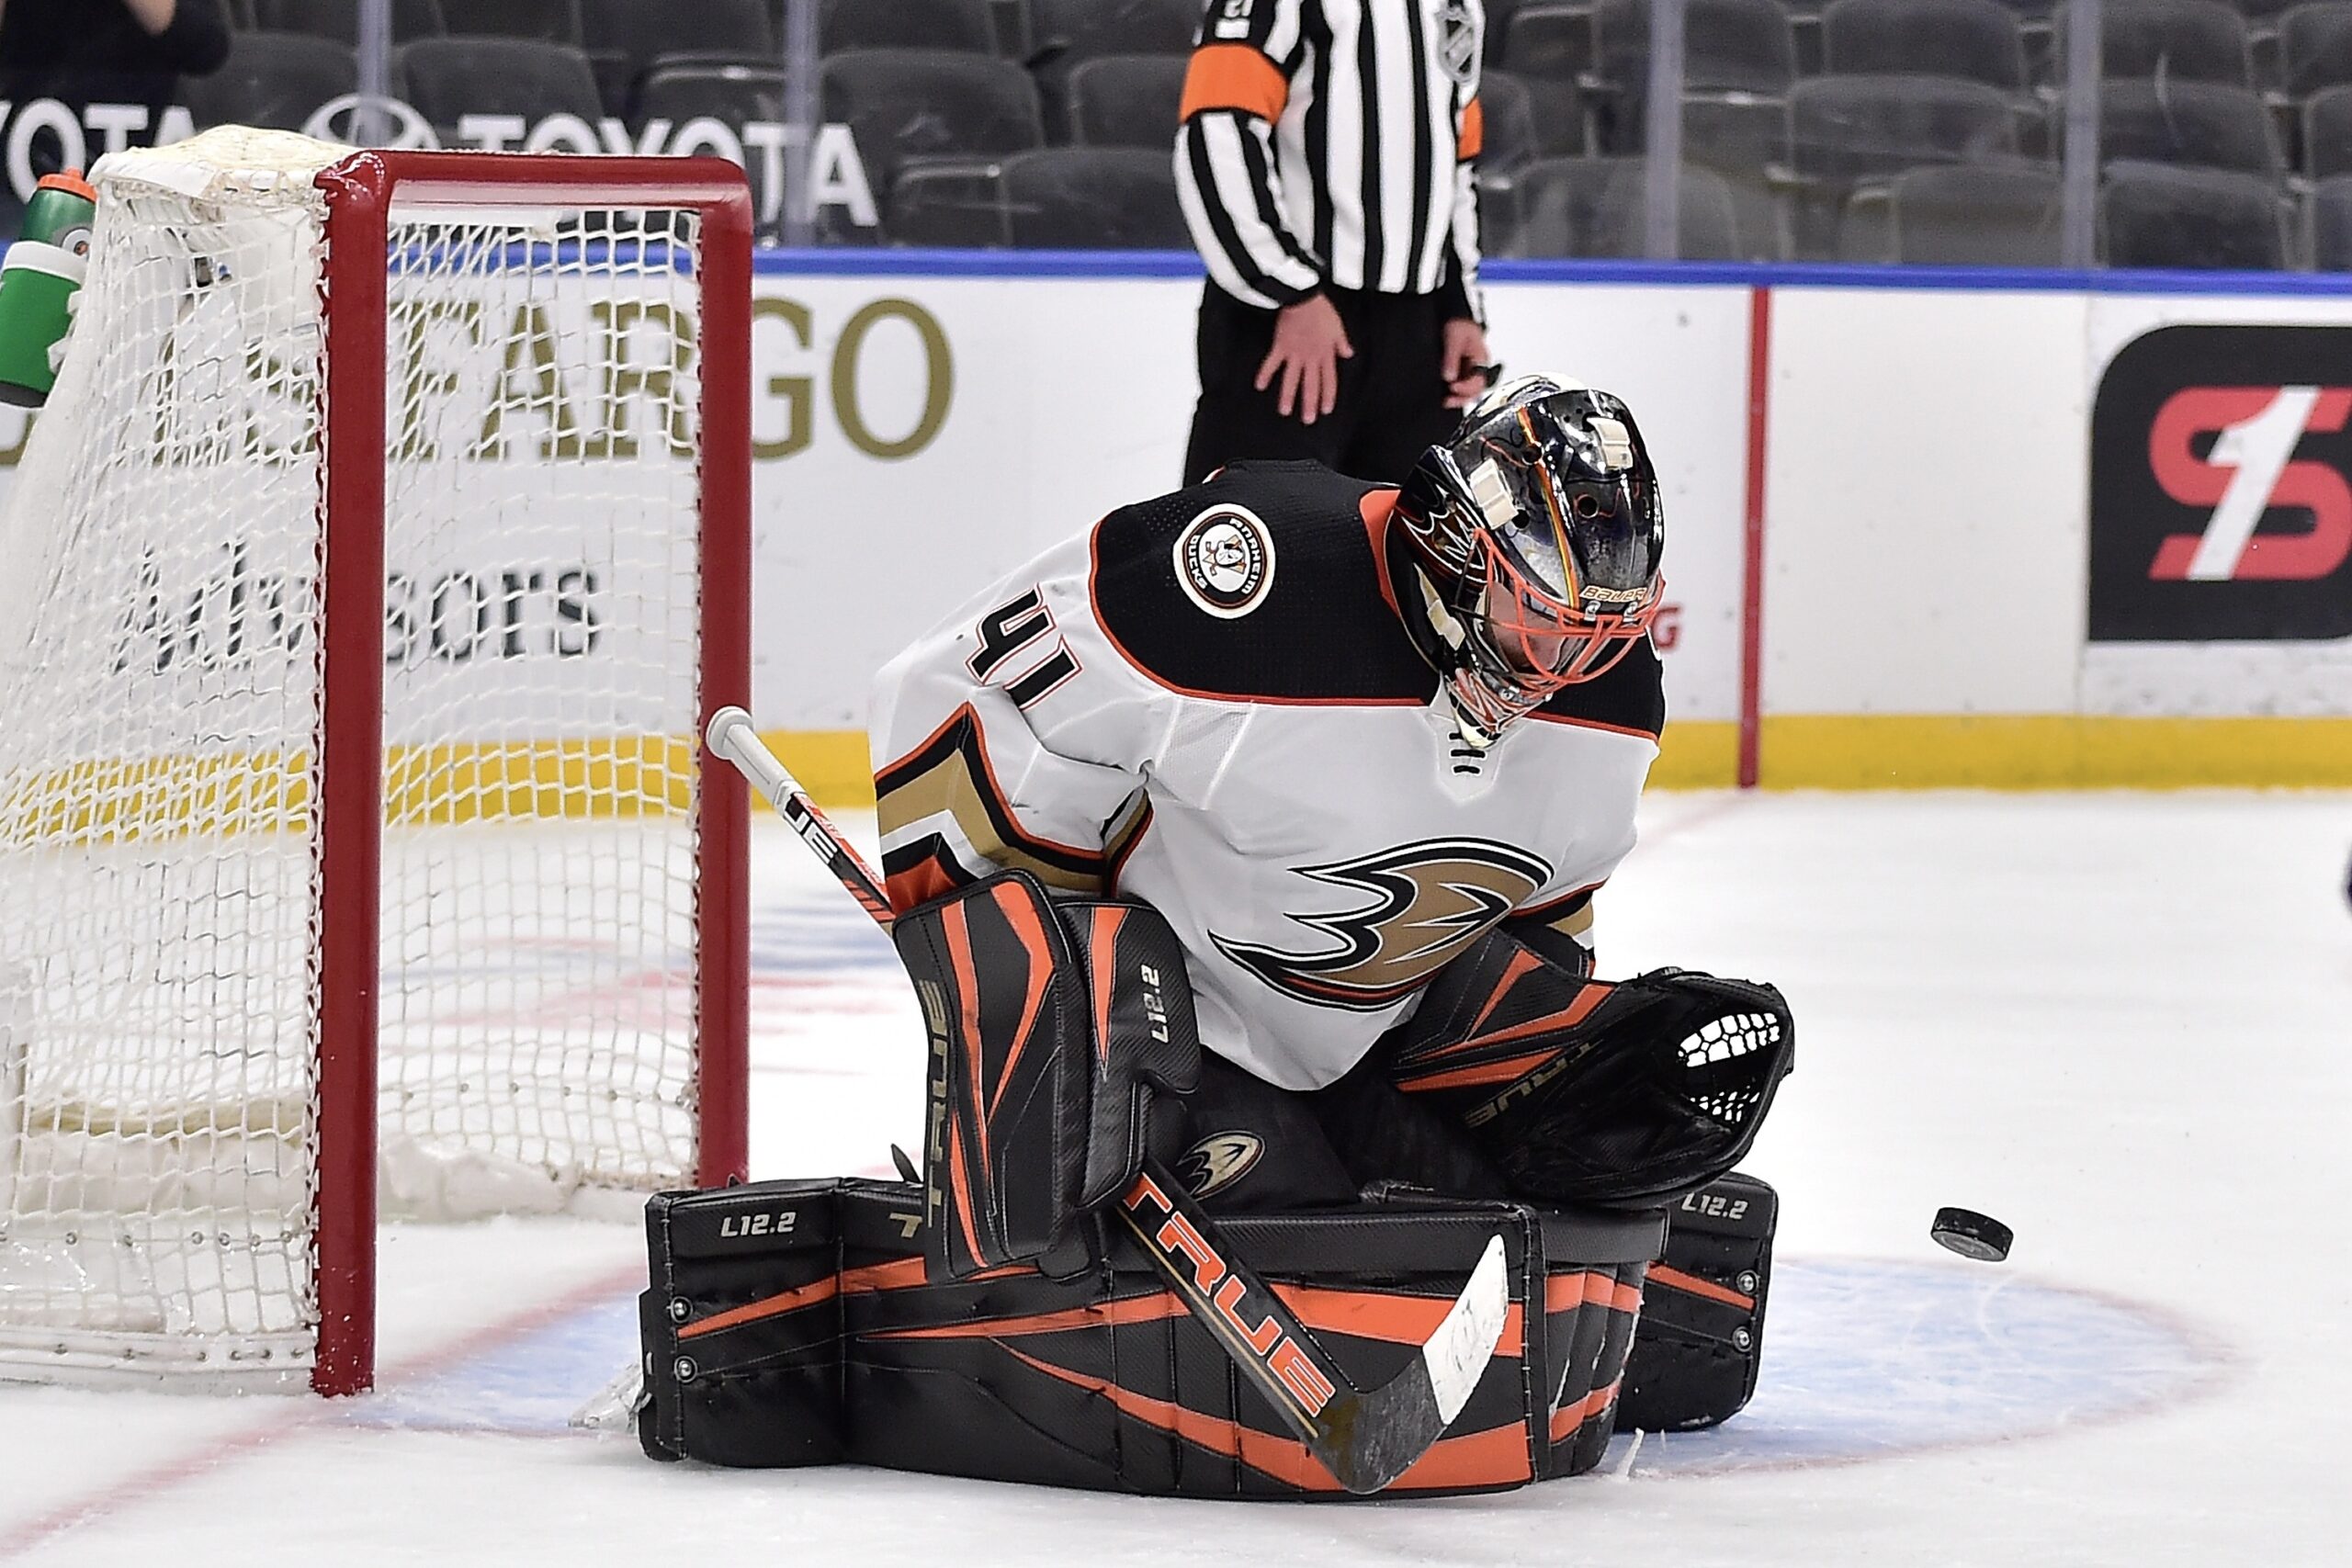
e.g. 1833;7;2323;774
0;171;98;409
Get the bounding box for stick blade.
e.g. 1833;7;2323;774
1424;1233;1510;1424
1313;1233;1512;1495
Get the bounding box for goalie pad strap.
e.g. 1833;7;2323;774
892;870;1201;1281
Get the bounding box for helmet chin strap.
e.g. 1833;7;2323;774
1442;683;1504;751
1412;565;1524;752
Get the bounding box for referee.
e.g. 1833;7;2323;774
1174;0;1493;485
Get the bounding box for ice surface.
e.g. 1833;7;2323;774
3;792;2346;1565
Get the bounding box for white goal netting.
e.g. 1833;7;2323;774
0;130;727;1387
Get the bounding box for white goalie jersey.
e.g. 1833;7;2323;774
870;460;1666;1092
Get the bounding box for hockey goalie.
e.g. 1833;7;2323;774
632;377;1795;1496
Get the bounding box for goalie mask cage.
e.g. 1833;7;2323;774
0;132;752;1396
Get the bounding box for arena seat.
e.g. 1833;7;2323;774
637;60;787;130
442;0;582;46
1489;154;1745;257
2100;158;2286;265
1003;147;1191;246
820;0;997;55
2100;77;2282;174
582;0;773;115
2278;2;2352;95
1484;0;1537;65
1790;73;2019;177
391;38;604;133
1597;0;1800;93
821;49;1046;192
1502;3;1600;83
891;147;1188;248
1787;74;2021;256
2061;0;2253;83
2304;168;2352;262
1064;54;1185;149
1027;0;1197;62
1029;0;1198;139
179;31;356;131
1849;160;2064;262
1474;69;1541;171
2301;79;2352;171
249;0;442;42
1820;0;2029;88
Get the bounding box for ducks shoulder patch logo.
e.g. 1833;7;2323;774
1173;504;1277;619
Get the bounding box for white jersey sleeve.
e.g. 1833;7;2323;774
869;530;1180;910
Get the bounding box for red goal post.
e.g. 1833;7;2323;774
311;151;753;1395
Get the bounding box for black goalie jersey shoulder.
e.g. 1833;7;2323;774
1087;462;1437;705
1530;637;1666;741
1087;460;1665;737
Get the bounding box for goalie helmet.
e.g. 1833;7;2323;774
1394;375;1666;749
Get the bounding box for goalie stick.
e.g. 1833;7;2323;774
703;706;1510;1495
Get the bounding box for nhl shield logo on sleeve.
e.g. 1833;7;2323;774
1439;0;1479;83
1173;505;1278;619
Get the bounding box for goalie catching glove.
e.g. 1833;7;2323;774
1383;928;1795;1208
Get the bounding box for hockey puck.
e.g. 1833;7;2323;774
1930;1207;2013;1262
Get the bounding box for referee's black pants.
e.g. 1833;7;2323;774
1182;282;1464;487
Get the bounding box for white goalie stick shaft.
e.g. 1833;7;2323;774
705;706;897;930
700;708;1510;1493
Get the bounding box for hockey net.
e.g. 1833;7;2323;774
0;130;751;1393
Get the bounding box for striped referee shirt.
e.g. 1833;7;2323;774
1175;0;1487;319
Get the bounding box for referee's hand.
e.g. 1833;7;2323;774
1441;320;1494;410
1256;294;1355;425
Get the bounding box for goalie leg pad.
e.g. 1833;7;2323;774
891;871;1202;1281
1383;931;1796;1207
638;1176;1667;1495
1615;1171;1779;1432
635;1178;856;1467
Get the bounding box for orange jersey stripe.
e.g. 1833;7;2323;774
1459;96;1484;161
1180;43;1291;124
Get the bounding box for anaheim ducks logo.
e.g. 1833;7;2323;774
1179;1132;1264;1199
1210;840;1552;1011
1173;504;1277;619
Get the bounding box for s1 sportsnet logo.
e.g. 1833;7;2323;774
2090;325;2352;642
